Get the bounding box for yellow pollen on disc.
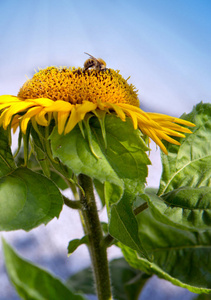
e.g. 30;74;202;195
18;67;140;107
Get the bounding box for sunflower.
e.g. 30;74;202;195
0;65;195;154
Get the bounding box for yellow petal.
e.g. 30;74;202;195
44;100;72;112
30;98;54;107
148;112;195;127
0;95;21;104
64;101;97;134
3;102;35;128
118;103;151;119
35;110;51;126
0;103;13;110
107;103;126;121
11;115;21;133
156;130;181;145
0;109;9;127
153;120;193;133
76;101;97;114
64;106;78;134
121;107;138;129
137;113;162;130
58;111;70;134
141;126;168;154
21;107;43;133
162;128;186;138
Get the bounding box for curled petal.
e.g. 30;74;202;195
141;126;168;155
35;110;51;126
64;106;77;134
58;111;70;134
21;107;43;133
64;101;97;134
106;103;126;121
3;102;35;128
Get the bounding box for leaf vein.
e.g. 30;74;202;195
160;154;211;195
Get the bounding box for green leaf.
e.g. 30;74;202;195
0;126;16;177
0;168;63;231
109;192;148;257
194;294;211;300
67;257;151;300
50;115;150;205
90;115;150;196
2;239;86;300
120;201;211;294
104;181;124;206
15;148;70;191
158;102;211;196
146;187;211;231
50;170;70;190
67;236;89;255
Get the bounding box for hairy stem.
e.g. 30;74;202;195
78;174;112;300
63;196;81;209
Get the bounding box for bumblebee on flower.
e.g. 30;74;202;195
0;54;194;154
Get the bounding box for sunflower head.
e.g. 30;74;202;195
18;67;139;107
0;58;195;154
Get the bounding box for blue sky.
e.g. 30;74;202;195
0;0;210;116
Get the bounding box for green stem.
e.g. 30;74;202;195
101;234;116;248
63;196;81;209
78;174;112;300
133;202;148;215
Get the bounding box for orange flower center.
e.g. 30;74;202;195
18;67;140;107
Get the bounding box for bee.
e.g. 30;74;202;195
83;52;107;71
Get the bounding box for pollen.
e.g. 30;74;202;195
18;67;140;107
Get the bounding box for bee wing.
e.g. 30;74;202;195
84;52;102;64
84;52;106;69
84;52;97;60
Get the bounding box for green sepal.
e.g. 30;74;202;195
2;239;86;300
83;113;101;158
33;143;51;177
30;125;44;151
0;126;16;177
78;121;85;139
30;126;52;178
93;109;107;148
13;129;22;158
22;123;32;166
